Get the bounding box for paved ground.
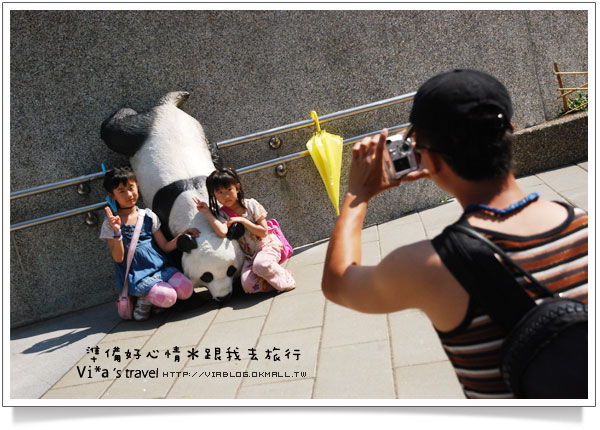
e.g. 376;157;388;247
10;163;588;401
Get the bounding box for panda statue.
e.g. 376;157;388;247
100;91;244;302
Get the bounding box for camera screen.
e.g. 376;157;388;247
393;157;410;172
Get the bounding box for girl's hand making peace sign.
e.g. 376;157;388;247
105;206;122;233
193;196;211;214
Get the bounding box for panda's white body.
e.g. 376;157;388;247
131;103;213;199
101;92;244;300
129;102;213;235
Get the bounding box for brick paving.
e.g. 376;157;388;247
10;163;588;400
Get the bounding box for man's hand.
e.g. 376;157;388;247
400;167;430;183
347;128;401;203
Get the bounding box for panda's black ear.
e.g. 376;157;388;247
176;234;198;253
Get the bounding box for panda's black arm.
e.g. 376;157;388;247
154;227;200;254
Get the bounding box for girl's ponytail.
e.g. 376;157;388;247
208;193;221;218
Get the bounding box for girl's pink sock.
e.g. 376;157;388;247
167;272;194;299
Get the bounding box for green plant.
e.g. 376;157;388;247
440;196;450;203
565;92;588;114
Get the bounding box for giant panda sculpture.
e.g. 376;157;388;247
100;91;244;301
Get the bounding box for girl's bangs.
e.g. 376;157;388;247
209;172;238;190
104;167;136;192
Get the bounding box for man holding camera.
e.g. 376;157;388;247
322;69;588;399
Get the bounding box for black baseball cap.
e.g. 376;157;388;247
408;69;513;136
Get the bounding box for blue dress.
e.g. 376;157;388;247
105;210;178;297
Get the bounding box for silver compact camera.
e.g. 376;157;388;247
384;131;419;180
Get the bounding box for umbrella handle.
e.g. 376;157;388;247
310;110;321;132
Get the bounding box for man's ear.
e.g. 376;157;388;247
431;151;449;175
421;150;444;175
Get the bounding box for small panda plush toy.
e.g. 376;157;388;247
100;91;244;301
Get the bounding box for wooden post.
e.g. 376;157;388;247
554;62;569;112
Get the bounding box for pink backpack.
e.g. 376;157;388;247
266;218;294;263
220;206;293;263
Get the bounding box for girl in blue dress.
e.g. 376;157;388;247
100;167;198;320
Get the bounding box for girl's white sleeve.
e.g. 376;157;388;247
248;198;268;221
99;217;115;240
145;208;162;234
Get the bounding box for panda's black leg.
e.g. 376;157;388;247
100;108;154;157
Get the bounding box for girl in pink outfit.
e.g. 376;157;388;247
194;167;296;294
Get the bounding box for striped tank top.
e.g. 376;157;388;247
433;203;588;399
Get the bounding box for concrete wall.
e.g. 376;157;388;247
10;10;589;327
513;112;588;177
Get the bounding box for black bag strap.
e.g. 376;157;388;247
448;224;553;295
433;220;547;332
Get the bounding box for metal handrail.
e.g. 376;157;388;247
10;171;105;200
216;92;416;149
10;202;108;232
11;91;416;200
237;122;410;175
11;92;416;231
9;124;408;231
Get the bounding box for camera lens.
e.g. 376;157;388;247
401;142;411;151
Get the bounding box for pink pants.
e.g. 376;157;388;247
241;246;296;294
145;272;193;308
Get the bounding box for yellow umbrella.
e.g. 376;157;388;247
306;111;343;216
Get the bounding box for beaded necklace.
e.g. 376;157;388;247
464;192;540;216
